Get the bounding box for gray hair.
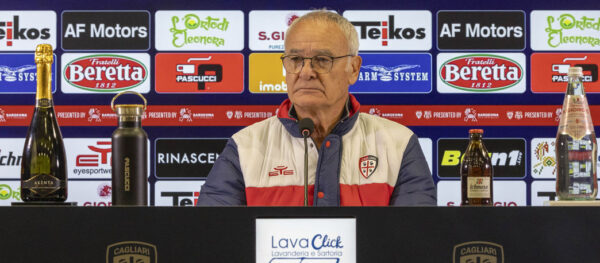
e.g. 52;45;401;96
285;10;359;55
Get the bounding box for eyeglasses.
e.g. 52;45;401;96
280;54;353;74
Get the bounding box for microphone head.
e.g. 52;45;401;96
298;118;314;137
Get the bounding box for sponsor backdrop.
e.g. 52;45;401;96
1;0;599;207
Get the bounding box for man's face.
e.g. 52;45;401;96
284;20;361;110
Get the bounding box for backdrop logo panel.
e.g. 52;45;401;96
249;10;313;51
437;53;526;93
0;138;25;179
61;53;150;93
61;11;150;50
0;11;56;51
437;138;526;178
155;138;227;179
437;180;526;207
418;138;433;174
530;180;557;206
0;54;56;93
155;10;244;51
437;10;525;50
155;53;243;93
531;53;600;93
249;53;287;93
531;138;600;179
154;180;204;206
65;138;112;179
352;53;431;93
343;10;432;51
0;181;21;205
531;10;600;50
66;180;112;206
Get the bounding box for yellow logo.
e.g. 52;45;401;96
249;53;287;93
453;241;504;263
106;241;157;263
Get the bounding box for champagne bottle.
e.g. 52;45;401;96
461;129;493;206
20;44;67;202
556;67;598;200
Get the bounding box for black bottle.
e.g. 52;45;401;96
111;92;148;206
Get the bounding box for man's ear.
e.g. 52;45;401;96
347;55;362;85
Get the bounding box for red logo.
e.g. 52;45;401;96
97;183;112;198
64;55;148;91
268;165;294;176
440;54;523;91
359;155;378;179
76;141;111;167
155;53;243;93
531;53;600;93
287;14;299;26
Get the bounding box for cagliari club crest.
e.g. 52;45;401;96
359;155;378;179
453;241;504;263
107;241;157;263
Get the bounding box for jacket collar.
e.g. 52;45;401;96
277;94;361;138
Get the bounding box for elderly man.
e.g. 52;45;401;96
197;11;436;206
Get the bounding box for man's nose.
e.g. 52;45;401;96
298;58;317;78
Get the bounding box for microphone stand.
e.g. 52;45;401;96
302;131;309;207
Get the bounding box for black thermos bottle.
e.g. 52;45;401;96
111;91;148;206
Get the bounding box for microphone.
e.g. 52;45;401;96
298;118;314;206
299;118;314;138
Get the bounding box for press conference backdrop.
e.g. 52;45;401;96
0;0;599;206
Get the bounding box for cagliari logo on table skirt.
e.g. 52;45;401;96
106;241;157;263
453;241;504;263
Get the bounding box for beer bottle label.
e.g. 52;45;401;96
467;177;491;198
559;95;594;140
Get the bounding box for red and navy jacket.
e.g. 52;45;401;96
197;95;436;206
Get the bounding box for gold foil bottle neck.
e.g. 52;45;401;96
568;66;583;77
35;44;54;65
35;44;53;102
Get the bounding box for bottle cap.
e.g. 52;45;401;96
35;44;53;64
111;91;147;116
568;67;583;77
115;104;144;116
469;129;484;134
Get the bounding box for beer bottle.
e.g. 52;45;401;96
556;67;598;200
21;44;68;202
461;129;493;206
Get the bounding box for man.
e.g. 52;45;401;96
197;11;436;206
